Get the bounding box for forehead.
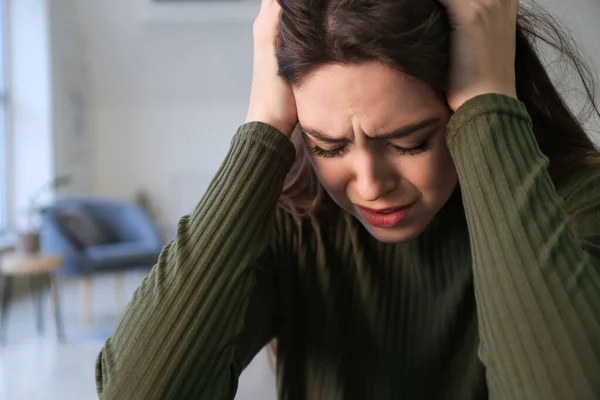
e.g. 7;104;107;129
293;62;445;135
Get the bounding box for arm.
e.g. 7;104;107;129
95;122;295;399
447;94;600;399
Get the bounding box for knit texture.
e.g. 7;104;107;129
95;94;600;399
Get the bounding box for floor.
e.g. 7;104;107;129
0;272;277;400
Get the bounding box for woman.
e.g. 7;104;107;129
96;0;600;398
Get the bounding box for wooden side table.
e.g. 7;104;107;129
0;253;65;344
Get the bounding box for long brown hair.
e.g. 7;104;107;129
270;0;600;397
276;0;600;218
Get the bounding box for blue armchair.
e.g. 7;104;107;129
40;197;165;330
40;197;164;276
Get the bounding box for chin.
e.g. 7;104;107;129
363;223;426;244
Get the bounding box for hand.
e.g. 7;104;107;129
245;0;297;136
439;0;519;111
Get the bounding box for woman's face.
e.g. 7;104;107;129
293;62;458;243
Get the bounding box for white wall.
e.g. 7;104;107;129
72;0;600;238
536;0;600;138
74;0;256;237
49;0;93;199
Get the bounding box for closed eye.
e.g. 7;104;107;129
308;139;430;159
308;145;347;158
387;139;430;156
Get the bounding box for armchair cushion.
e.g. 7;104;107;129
54;206;114;250
41;197;165;276
84;242;161;272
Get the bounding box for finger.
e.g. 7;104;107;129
260;0;274;12
270;0;282;17
265;0;282;30
436;0;464;19
253;0;281;44
511;0;521;16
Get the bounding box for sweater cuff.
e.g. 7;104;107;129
233;122;297;168
445;93;547;191
446;93;531;148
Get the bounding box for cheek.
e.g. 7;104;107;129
306;140;457;209
407;141;457;200
308;154;353;202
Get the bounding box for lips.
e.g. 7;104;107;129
357;204;414;228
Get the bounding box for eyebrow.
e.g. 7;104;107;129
301;117;443;144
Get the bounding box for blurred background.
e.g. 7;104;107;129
0;0;597;399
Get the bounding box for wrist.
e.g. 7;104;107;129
451;85;517;111
245;112;296;137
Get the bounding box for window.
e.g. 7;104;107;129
0;0;7;230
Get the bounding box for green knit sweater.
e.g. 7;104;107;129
95;94;600;399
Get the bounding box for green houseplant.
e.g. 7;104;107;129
18;174;72;254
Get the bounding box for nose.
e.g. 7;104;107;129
354;151;397;202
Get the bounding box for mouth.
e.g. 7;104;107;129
357;204;414;229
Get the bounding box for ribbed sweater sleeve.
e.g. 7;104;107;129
447;94;600;399
95;122;296;399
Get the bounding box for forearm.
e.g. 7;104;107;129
447;94;600;399
95;122;295;399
